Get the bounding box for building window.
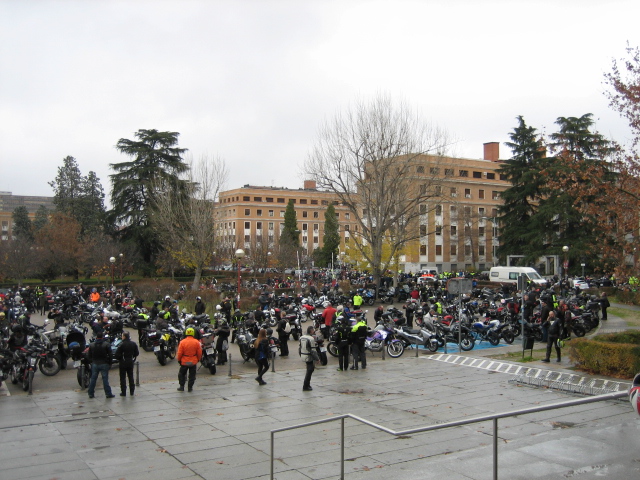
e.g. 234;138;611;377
450;244;457;255
268;222;274;230
300;199;307;204
492;208;498;217
280;211;285;217
302;211;308;218
486;173;495;180
244;221;250;229
321;200;328;205
420;184;427;194
313;236;319;243
420;204;427;214
269;210;274;217
479;207;485;216
313;211;319;218
479;189;485;199
256;209;262;216
345;213;350;220
435;244;443;255
450;187;457;197
243;196;250;201
435;225;442;236
311;199;318;205
479;226;485;237
464;225;471;236
302;223;308;230
420;225;427;236
430;167;440;175
459;170;469;177
464;188;471;198
435;185;442;195
464;206;471;217
344;225;349;231
450;225;457;236
473;171;482;178
344;236;350;244
256;222;262;229
499;174;507;181
335;213;340;219
492;191;500;200
450;205;457;218
445;168;454;176
479;245;486;256
417;165;425;173
435;204;442;216
465;245;471;256
244;235;250;243
254;197;262;202
266;197;274;202
277;198;285;203
420;244;427;255
244;209;250;216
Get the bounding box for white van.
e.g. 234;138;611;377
489;266;548;286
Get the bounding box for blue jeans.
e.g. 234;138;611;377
88;363;113;397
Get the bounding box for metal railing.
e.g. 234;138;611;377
270;390;628;480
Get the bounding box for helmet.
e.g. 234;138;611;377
185;327;195;336
274;308;280;314
266;328;273;336
173;300;178;304
154;301;161;306
141;308;148;314
196;296;202;301
216;305;222;311
165;295;170;300
337;305;344;312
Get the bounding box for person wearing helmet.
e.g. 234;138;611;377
403;299;417;328
194;296;206;316
149;301;161;321
349;316;368;370
162;296;172;310
374;305;384;324
276;311;290;357
176;327;202;392
8;325;27;351
231;309;243;343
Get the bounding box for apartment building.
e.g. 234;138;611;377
216;180;359;264
402;142;510;273
0;192;54;240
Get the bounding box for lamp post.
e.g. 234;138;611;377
235;248;245;309
118;253;124;283
562;245;569;279
109;256;116;288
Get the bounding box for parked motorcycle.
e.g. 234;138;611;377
11;344;45;394
198;328;217;374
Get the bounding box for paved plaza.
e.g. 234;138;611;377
0;308;638;480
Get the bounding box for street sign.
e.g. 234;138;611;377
447;278;473;294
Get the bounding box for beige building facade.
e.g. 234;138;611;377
0;192;55;241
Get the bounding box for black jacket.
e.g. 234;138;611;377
115;339;139;367
88;339;112;365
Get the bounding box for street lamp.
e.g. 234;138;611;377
562;245;569;279
109;256;116;288
235;248;245;309
118;253;124;283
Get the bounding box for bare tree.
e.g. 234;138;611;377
304;94;452;287
151;154;228;290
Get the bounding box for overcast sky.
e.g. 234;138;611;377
1;0;639;202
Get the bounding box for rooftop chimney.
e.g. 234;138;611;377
483;142;499;162
303;180;317;190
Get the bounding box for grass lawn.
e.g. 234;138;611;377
608;307;640;327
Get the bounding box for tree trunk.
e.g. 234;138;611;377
192;266;202;291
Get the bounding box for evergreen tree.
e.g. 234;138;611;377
110;129;189;266
497;116;547;264
319;203;340;267
278;199;300;266
33;205;50;232
12;206;33;242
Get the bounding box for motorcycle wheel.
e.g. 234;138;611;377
28;370;34;395
156;351;167;366
22;370;31;392
319;351;328;366
458;335;475;351
502;331;515;344
209;364;217;375
367;298;374;306
386;340;404;358
142;341;154;352
427;339;439;353
573;325;586;337
167;342;177;359
240;347;250;362
292;332;300;341
11;365;19;384
488;333;500;346
327;342;338;357
534;329;544;342
39;355;61;376
77;367;89;388
268;317;277;327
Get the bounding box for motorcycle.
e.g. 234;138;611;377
428;321;476;351
394;324;440;353
154;325;180;366
356;319;404;358
0;347;13;387
284;313;302;341
236;325;257;363
198;328;217;374
11;344;45;394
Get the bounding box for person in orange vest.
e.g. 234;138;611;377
176;327;202;392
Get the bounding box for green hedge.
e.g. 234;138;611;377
567;330;640;379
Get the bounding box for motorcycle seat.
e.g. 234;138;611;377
403;328;422;335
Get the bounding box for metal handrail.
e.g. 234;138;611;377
270;390;628;480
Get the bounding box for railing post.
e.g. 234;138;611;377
270;430;275;480
135;361;140;386
493;417;498;480
228;353;232;376
340;417;345;480
80;365;85;390
271;350;276;372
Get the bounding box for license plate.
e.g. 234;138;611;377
153;346;160;352
319;347;327;353
74;360;81;368
206;347;214;355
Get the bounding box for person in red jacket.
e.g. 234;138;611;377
321;302;337;340
177;327;202;392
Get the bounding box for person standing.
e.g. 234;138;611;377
115;331;139;397
599;292;610;321
176;327;202;392
194;296;206;316
253;328;270;385
300;326;317;391
214;319;231;365
276;312;290;357
349;317;368;370
334;318;350;372
320;302;337;340
352;292;363;310
542;311;563;363
87;332;115;399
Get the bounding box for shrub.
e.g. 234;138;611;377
567;330;640;379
